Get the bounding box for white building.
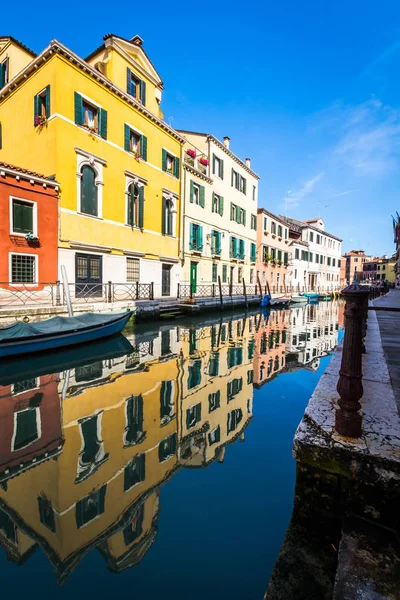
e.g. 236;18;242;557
177;131;259;292
280;217;342;291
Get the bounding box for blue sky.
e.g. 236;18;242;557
4;0;400;256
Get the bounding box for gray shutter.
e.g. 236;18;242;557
140;79;146;105
190;180;194;203
138;186;144;229
0;62;5;88
34;94;39;124
199;185;205;208
243;209;246;226
162;149;167;172
162;197;166;234
126;68;132;94
219;196;224;216
243;178;247;194
124;124;131;151
141;135;147;161
45;85;50;117
99;108;107;139
174;157;180;179
220;159;224;180
74;92;83;125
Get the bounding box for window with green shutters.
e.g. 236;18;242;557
251;214;257;230
74;92;107;139
187;361;202;390
239;176;246;194
34;85;50;126
295;248;300;260
124;454;146;491
271;221;276;234
278;225;283;237
285;228;288;239
230;236;238;258
284;252;289;265
80;165;98;216
76;486;106;528
12;408;39;450
124;124;147;160
208;352;219;377
222;264;227;283
212;263;218;283
238;239;245;260
327;256;331;266
186;402;202;427
264;216;268;230
209;391;220;412
0;58;9;88
211;230;221;255
126;68;146;105
278;250;282;261
190;180;205;207
250;243;256;263
263;246;269;262
212;193;224;215
271;248;276;260
12;199;34;234
227;408;243;434
162;149;180;178
162;197;174;236
212;154;224;178
127;183;144;228
189;223;203;251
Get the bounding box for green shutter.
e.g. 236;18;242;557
190;180;194;203
45;85;50;118
127;68;132;94
230;203;234;221
233;237;237;258
0;63;5;88
243;178;247;195
140;79;146;105
127;184;133;225
211;192;215;212
216;232;221;254
81;166;98;216
220;159;224;180
231;169;235;186
74;92;83;126
34;94;40;123
284;252;288;264
99;108;107;139
141;135;147;161
243;209;246;226
213;154;216;174
236;208;241;224
138;186;144;229
174;156;180;179
13;201;33;234
162;197;166;234
162;149;167;172
124;124;131;151
222;264;227;282
199;185;205;208
219;196;224;216
198;225;203;250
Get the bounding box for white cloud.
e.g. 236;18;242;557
280;172;324;210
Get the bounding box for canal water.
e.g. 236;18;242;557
0;301;344;599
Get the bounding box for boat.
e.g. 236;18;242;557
270;297;291;307
290;296;308;304
260;294;271;307
318;294;332;301
0;310;133;358
301;292;319;299
0;334;134;385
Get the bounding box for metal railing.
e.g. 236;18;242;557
177;282;259;300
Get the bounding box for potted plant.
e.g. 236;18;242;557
199;157;209;167
34;115;47;128
186;148;196;166
25;233;39;243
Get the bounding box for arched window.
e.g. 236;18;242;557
162;197;174;236
127;183;139;227
80;166;98;216
127;182;144;228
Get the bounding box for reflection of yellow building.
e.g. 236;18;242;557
0;315;255;582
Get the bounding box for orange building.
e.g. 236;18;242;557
253;309;289;387
0;162;59;288
342;250;372;284
256;209;291;292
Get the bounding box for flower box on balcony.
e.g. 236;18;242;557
25;233;39;243
187;149;197;159
34;115;47;127
199;157;209;167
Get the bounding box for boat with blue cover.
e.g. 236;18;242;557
301;292;319;300
0;310;133;358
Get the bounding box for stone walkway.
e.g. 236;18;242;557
371;288;400;310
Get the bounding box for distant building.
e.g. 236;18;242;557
393;215;400;288
256;209;291;292
362;255;396;283
279;216;342;291
342;250;372;284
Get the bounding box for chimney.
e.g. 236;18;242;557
246;157;251;168
223;136;230;149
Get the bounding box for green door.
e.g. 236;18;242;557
190;262;198;294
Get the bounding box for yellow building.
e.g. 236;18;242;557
0;34;184;297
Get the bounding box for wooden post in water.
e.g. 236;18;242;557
257;274;263;299
218;275;223;310
242;278;248;309
335;283;370;438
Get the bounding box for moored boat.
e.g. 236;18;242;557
318;294;332;301
0;310;133;358
270;297;291;307
301;292;319;299
290;296;308;304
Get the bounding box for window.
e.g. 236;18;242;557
123;506;144;546
124;125;147;160
162;197;174;236
251;214;257;230
189;223;203;251
278;250;282;262
34;85;50;126
160;380;175;426
295;248;299;260
126;257;140;282
208;425;221;446
83;100;98;130
285;228;288;240
250;243;256;263
76;486;106;528
316;234;321;244
327;257;331;266
238;266;243;283
231;204;246;225
11;254;36;284
162;149;180;178
38;496;56;533
0;57;9;88
309;252;313;262
124;454;145;491
127;182;144;228
211;230;222;256
12;378;38;395
239;175;247;194
263;246;269;262
284;252;289;265
264;216;267;230
124;395;145;446
126;67;146;105
222;264;227;283
190;181;205;206
80;165;98;216
212;193;224;215
227;377;243;400
212;263;218;283
271;222;276;234
252;185;256;201
213;154;224;178
332;258;336;267
188;359;202;389
227;346;243;368
227;408;243;434
354;257;358;263
208;351;219;376
159;433;177;462
278;225;283;237
12;407;40;450
309;231;314;242
250;268;254;283
231;169;239;189
186;403;201;429
11;199;35;235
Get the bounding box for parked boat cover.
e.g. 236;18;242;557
0;312;128;342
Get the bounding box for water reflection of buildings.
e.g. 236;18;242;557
253;310;290;388
0;314;254;583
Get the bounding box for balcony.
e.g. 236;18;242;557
211;246;222;258
189;242;203;254
184;149;209;176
